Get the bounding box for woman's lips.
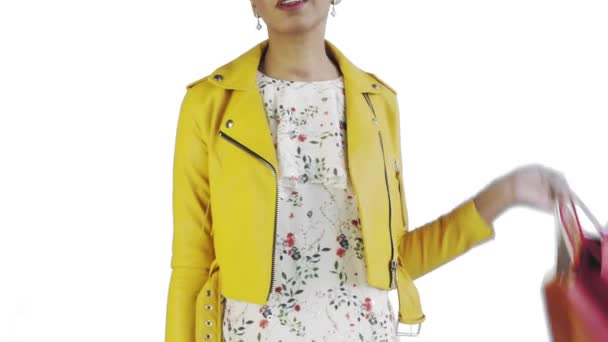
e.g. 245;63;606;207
277;0;307;11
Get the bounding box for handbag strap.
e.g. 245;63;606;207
569;191;604;234
554;194;579;270
554;190;605;272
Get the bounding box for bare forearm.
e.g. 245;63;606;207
473;177;516;225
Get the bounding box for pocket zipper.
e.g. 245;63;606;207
394;159;407;228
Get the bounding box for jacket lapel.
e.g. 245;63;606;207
219;88;279;171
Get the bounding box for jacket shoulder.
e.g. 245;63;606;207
366;71;397;96
186;75;211;89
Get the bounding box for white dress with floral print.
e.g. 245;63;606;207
221;70;398;342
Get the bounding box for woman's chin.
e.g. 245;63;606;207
272;21;318;35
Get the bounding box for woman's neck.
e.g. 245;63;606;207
259;29;341;82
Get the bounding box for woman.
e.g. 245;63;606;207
165;1;571;341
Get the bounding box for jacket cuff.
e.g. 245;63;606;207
458;198;496;245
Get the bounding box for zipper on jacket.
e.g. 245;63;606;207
363;93;397;289
218;130;280;302
394;159;407;229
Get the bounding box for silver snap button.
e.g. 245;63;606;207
372;83;381;89
213;74;224;81
205;304;213;311
226;119;234;128
204;333;212;340
205;320;213;327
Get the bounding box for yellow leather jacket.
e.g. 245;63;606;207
165;38;495;342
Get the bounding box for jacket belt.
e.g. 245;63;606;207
396;257;425;319
200;257;426;340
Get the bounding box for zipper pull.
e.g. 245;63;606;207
389;259;398;288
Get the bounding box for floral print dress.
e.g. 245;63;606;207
221;70;398;342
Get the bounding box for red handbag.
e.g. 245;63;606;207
543;192;608;341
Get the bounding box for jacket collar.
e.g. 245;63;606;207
212;38;385;185
206;38;382;94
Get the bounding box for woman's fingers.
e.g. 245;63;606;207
541;165;571;197
509;163;571;213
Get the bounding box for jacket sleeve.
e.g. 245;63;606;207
392;96;495;280
398;199;495;280
165;86;215;342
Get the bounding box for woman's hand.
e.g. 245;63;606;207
473;164;571;225
506;164;571;213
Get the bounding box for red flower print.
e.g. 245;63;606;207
297;134;307;142
289;212;294;219
286;232;295;247
336;248;345;257
324;111;329;115
294;304;301;311
291;107;296;112
275;286;282;293
259;319;269;328
363;297;373;312
351;219;359;227
347;195;353;199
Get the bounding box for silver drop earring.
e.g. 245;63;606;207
330;0;337;17
256;15;262;30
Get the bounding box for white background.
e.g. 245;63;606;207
1;1;607;341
